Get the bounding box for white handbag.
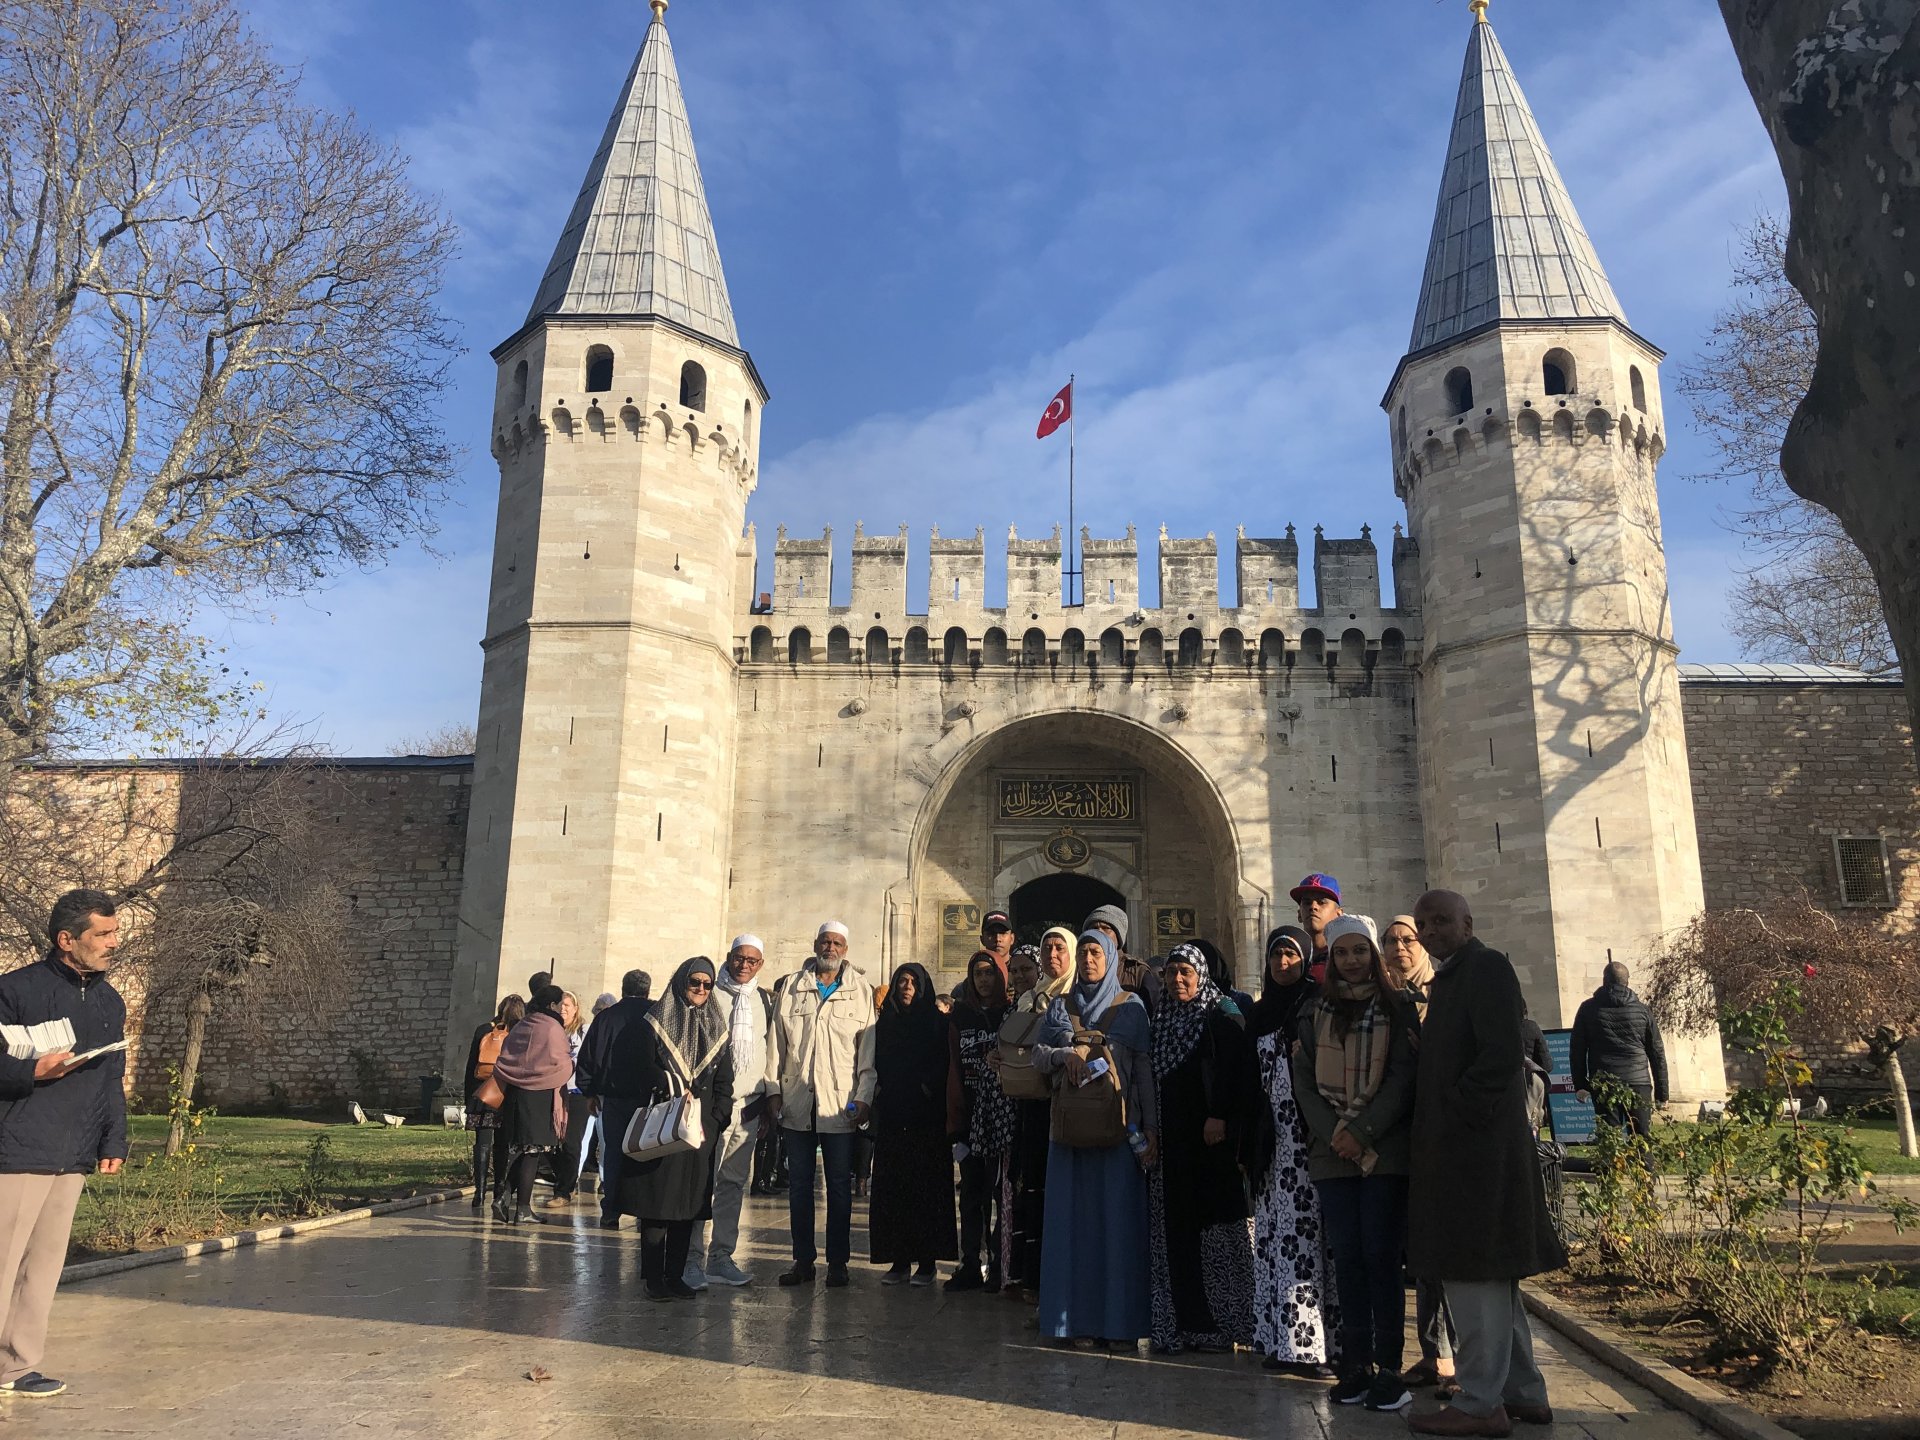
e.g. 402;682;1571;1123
623;1074;705;1161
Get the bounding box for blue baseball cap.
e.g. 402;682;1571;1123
1289;873;1342;904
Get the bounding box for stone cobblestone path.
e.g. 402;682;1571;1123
7;1196;1712;1439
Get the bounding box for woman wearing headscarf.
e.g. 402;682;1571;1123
490;986;575;1225
1192;937;1252;1019
868;961;956;1285
610;957;736;1300
1147;942;1256;1354
1248;925;1339;1374
1031;928;1156;1347
947;949;1014;1291
1002;927;1076;1299
1291;915;1419;1413
1380;915;1455;1397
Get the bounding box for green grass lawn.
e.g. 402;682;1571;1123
1561;1116;1920;1177
68;1115;472;1261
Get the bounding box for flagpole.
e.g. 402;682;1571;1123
1067;373;1077;607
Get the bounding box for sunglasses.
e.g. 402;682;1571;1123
684;978;714;991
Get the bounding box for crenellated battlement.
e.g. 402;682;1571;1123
489;397;759;491
735;520;1419;668
1393;396;1666;500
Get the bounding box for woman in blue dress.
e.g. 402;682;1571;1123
1031;928;1156;1347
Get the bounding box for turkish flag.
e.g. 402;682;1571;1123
1036;381;1073;439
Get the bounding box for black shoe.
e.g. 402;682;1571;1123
825;1264;850;1289
983;1270;1003;1294
0;1373;64;1398
490;1194;511;1223
777;1265;816;1287
910;1262;936;1287
510;1208;547;1226
645;1279;672;1302
664;1279;699;1299
1331;1371;1372;1405
1365;1374;1413;1412
470;1190;484;1211
881;1264;910;1286
945;1267;984;1292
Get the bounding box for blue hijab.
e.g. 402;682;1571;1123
1038;929;1150;1052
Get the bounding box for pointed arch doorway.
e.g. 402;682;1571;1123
1008;873;1125;947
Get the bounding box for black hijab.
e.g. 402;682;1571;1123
874;962;947;1127
1247;925;1316;1039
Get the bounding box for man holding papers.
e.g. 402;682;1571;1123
0;889;129;1399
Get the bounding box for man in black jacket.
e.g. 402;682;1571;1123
1569;962;1668;1138
0;889;129;1399
574;968;654;1230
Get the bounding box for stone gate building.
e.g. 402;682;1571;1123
442;4;1906;1103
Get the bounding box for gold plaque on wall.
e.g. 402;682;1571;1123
1043;829;1091;869
1152;905;1198;944
940;902;981;971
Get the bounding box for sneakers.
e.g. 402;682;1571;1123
881;1264;910;1286
682;1261;709;1292
706;1256;752;1287
776;1264;815;1287
910;1262;936;1287
663;1278;699;1300
1365;1373;1413;1412
824;1264;850;1289
1330;1371;1372;1405
0;1373;63;1398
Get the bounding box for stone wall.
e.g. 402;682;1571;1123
38;759;473;1114
1680;674;1920;1104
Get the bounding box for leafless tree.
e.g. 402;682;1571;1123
0;0;458;767
389;723;476;758
1677;217;1896;673
1717;3;1920;742
1647;895;1920;1157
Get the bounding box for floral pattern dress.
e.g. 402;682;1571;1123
1251;1030;1337;1364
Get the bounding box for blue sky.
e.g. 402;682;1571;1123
212;0;1783;755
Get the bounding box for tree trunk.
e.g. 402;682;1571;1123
1717;3;1920;763
1889;1046;1918;1159
164;992;213;1159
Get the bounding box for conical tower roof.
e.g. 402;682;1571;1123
1407;8;1623;354
525;3;738;346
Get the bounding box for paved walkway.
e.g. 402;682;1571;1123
11;1195;1710;1439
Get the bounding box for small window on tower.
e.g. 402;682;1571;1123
742;397;754;447
584;345;614;393
1630;366;1647;412
1542;349;1576;396
1444;367;1474;415
680;361;708;412
1835;835;1894;907
510;359;529;409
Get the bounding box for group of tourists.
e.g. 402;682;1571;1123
463;876;1569;1438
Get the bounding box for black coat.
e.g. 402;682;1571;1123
607;1022;735;1223
0;958;127;1174
1569;984;1668;1103
1408;939;1566;1282
573;996;655;1101
1157;1008;1254;1228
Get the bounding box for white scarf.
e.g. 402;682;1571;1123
714;966;764;1084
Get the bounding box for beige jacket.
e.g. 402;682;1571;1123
765;962;878;1133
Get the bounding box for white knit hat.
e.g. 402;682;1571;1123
1323;913;1380;954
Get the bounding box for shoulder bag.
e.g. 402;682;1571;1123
1050;996;1132;1148
623;1071;706;1162
995;1006;1052;1101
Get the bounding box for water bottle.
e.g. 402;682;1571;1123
1126;1124;1150;1165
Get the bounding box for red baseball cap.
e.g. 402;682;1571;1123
1289;873;1342;904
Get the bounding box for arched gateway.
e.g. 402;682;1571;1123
893;711;1259;979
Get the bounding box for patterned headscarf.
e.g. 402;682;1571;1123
645;956;731;1085
1151;942;1223;1079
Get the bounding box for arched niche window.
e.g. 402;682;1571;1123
943;627;969;667
981;628;1009;665
1300;628;1326;663
903;626;930;664
1542;348;1576;397
1177;628;1205;666
1339;627;1368;668
1259;628;1285;667
1022;628;1048;665
1060;629;1086;665
827;626;852;663
742;397;754;447
584;345;614;394
680;360;707;412
1218;628;1245;665
1629;366;1647;412
1099;628;1125;665
510;358;529;409
1443;366;1473;415
1380;628;1406;665
1138;628;1164;666
749;626;774;663
1396;406;1408;456
864;625;889;664
787;626;813;664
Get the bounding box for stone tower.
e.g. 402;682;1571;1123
448;0;765;1064
1385;5;1723;1099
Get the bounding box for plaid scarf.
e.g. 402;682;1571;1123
1312;975;1389;1127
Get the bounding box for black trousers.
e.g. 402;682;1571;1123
957;1152;1001;1277
1600;1083;1656;1139
641;1219;695;1283
472;1126;509;1198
